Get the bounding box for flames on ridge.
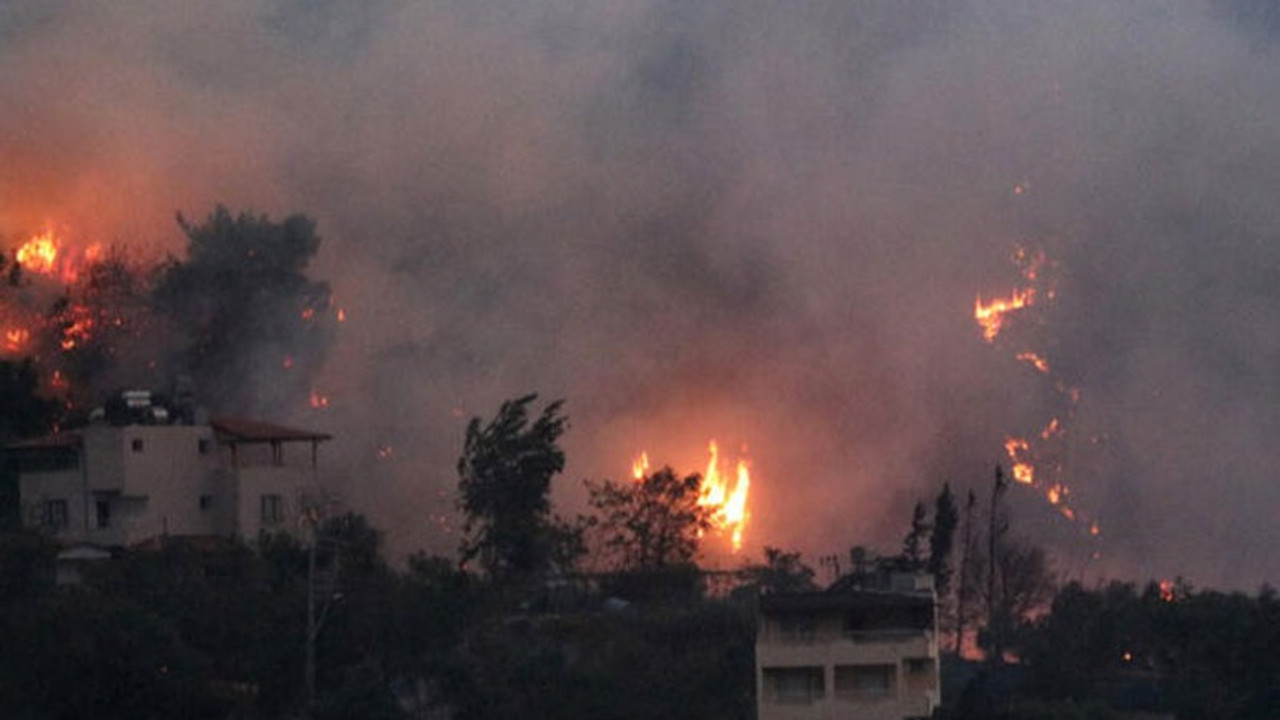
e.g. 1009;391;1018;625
975;245;1101;538
628;440;752;553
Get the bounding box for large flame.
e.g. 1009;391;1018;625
16;231;59;275
628;440;752;553
13;229;103;285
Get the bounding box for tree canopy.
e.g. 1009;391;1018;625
456;394;570;583
585;466;712;572
152;206;335;416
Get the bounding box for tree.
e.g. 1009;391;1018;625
0;359;61;527
584;466;712;572
928;482;960;598
457;394;571;583
738;546;818;596
901;500;931;569
953;488;979;655
152;206;335;416
984;465;1011;662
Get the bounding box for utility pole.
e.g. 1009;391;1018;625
303;507;340;712
986;465;1008;663
305;513;318;710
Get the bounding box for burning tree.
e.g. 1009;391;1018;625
0;206;338;420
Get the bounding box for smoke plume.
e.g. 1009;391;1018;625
3;0;1279;587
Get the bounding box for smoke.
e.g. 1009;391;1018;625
3;0;1280;588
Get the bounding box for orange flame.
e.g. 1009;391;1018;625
14;231;103;285
59;305;95;350
16;231;59;275
974;288;1034;343
699;441;751;552
628;440;752;553
1158;579;1175;602
4;328;29;353
1017;351;1050;373
1004;437;1034;484
631;451;650;482
309;389;329;409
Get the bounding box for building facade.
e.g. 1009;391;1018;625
13;416;330;547
756;580;940;720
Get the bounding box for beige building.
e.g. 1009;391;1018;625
756;581;940;720
13;416;330;547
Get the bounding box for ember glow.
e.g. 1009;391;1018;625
1017;352;1050;373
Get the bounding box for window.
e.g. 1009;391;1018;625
834;664;895;701
131;438;144;453
260;494;283;526
95;500;111;529
41;499;69;529
763;667;824;704
198;439;211;454
199;495;213;511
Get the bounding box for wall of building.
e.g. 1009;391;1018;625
18;423;321;547
234;465;318;539
757;605;939;720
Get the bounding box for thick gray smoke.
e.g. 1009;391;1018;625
2;1;1278;588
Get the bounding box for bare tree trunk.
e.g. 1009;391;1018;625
986;466;1008;663
953;490;977;654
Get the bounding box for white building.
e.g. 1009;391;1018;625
756;579;940;720
12;416;330;547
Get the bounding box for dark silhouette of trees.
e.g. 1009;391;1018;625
152;205;335;416
928;482;959;598
902;500;931;569
456;394;575;584
584;466;711;572
737;546;818;596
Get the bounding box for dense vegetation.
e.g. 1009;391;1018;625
1;393;1277;719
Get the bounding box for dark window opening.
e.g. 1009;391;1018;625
131;438;144;453
198;439;211;454
95;500;111;529
261;494;283;526
42;499;69;529
199;495;213;510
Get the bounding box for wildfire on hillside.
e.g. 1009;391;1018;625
975;245;1100;539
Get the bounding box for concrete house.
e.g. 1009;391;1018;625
756;575;940;720
12;399;330;548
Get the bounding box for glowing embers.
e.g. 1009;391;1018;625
4;328;30;353
628;439;752;553
1004;437;1035;485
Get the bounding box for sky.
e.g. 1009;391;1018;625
1;0;1278;588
